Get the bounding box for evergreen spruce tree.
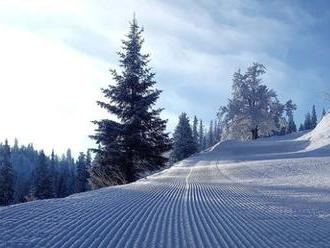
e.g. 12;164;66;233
171;113;197;162
299;123;304;132
34;151;53;199
192;116;199;149
56;158;69;198
287;116;297;133
208;120;214;147
85;150;92;190
86;150;92;169
214;119;221;143
0;140;15;206
311;105;318;129
90;17;171;186
75;153;89;193
202;135;207;150
198;120;204;151
49;150;58;197
321;108;327;119
66;149;76;195
304;112;312;130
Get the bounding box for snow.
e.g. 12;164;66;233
1;116;330;247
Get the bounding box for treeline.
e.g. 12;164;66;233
0;139;90;206
171;114;221;162
299;106;326;131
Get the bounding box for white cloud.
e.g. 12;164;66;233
0;23;110;156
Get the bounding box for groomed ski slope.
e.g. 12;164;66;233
1;116;330;247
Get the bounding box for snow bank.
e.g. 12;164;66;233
298;112;330;150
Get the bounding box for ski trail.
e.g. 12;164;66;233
1;135;330;247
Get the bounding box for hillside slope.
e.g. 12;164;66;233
1;116;330;247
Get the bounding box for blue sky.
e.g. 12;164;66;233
0;0;329;156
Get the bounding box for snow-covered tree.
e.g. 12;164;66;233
0;140;15;206
218;63;295;140
90;17;171;186
171;113;197;162
299;123;304;132
311;105;317;129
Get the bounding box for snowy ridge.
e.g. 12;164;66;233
1;118;330;247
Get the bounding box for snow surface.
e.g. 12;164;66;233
1;116;330;247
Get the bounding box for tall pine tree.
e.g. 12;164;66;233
311;105;318;129
192;116;199;149
171;113;197;162
0;140;15;206
304;112;312;130
75;153;89;193
198;119;204;151
90;16;171;186
321;108;327;119
208;120;214;147
34;151;53;199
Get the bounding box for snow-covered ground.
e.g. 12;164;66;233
1;116;330;247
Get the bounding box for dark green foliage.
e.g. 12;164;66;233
171;113;197;162
304;112;312;130
90;17;171;187
75;153;89;193
208;120;214;146
0;140;15;206
198;120;204;151
0;139;89;205
34;151;54;199
321;108;326;119
287;116;297;133
311;105;318;129
192;116;199;149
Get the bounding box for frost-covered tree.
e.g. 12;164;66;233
218;63;295;140
90;17;171;186
0;140;15;206
171;113;197;162
311;105;317;129
34;151;53;199
304;112;312;130
75;153;89;193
